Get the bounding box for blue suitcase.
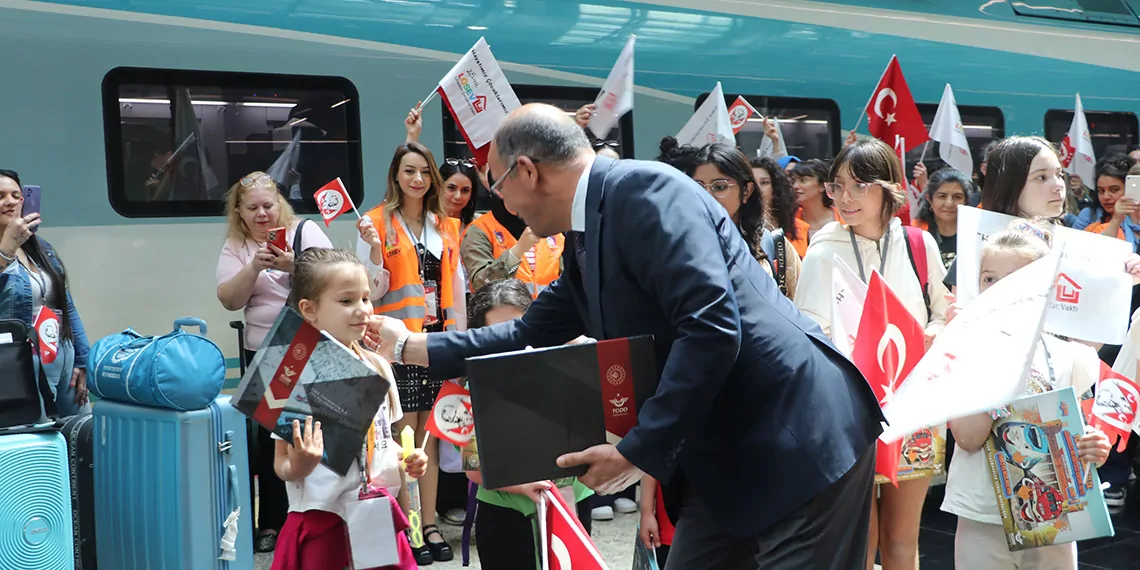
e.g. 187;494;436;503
0;432;74;570
93;396;253;570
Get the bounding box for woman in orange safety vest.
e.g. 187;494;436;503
355;141;464;565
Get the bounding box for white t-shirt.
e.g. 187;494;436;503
941;334;1098;524
272;352;404;518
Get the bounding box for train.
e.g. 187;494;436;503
1;0;1139;383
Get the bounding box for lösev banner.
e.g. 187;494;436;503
436;37;521;160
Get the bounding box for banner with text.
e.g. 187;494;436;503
437;37;522;163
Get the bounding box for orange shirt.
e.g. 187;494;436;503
1085;220;1126;241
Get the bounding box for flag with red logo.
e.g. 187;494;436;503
1060;93;1096;189
727;96;757;135
588;35;635;140
540;487;608;570
435;37;522;165
425;381;475;447
33;306;60;364
1081;361;1140;452
863;55;930;150
313;177;356;226
851;271;927;486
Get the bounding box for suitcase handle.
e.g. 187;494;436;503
173;317;208;335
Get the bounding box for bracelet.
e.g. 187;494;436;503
0;249;13;263
393;332;410;365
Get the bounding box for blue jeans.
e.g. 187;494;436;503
40;339;91;417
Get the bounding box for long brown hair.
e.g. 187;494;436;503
981;136;1058;218
381;143;449;235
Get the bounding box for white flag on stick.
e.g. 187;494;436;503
880;251;1058;443
1060;93;1096;188
435;37;521;163
929;84;973;175
676;82;735;147
757;116;786;158
588;35;635;140
830;254;868;357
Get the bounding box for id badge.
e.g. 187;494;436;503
345;488;399;568
423;280;440;326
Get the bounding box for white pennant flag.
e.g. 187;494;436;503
830;254;868;357
435;37;521;162
676;82;735;147
929;84;972;175
1060;93;1096;188
880;250;1058;443
588;35;635;140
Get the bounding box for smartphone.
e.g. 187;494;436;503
1126;175;1140;203
21;185;41;232
266;226;288;253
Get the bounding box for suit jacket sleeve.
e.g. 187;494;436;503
424;268;588;379
611;170;743;484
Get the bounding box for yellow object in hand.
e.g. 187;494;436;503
400;425;424;548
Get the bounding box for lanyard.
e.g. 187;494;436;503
848;226;891;284
1028;337;1057;394
395;212;429;281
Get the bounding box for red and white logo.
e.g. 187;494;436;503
34;306;60;364
1059;136;1076;168
602;91;618;111
1055;273;1082;304
605;364;627;386
1095;376;1140;431
426;382;475;446
471;95;488;114
313;178;353;226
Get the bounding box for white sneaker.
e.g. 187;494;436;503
591;506;614;521
613;498;638;514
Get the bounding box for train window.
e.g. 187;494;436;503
102;67;363;218
442;84;634;211
910;104;1005;177
1045;109;1138;162
692;93;841;160
1011;0;1140;27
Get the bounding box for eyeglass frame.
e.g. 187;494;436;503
239;173;274;188
445;157;476;168
694;178;738;195
488;157;542;198
592;140;620;150
823;181;877;200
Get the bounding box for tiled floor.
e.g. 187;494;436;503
918;485;1140;570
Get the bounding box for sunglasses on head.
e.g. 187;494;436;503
239;173;274;187
445;158;476;168
593;140;620;150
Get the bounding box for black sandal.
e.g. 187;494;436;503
423;524;454;562
254;529;278;553
409;529;434;566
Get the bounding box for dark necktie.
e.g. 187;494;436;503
570;231;587;280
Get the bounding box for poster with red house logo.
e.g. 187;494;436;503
955;206;1131;344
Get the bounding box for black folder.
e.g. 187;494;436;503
465;336;657;490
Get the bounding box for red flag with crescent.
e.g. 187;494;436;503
543;487;606;570
864;55;930;149
851;271;927;486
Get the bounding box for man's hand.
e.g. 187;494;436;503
556;444;642;496
364;315;410;361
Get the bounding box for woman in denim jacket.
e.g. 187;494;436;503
0;169;90;415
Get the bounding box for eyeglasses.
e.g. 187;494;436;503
695;178;737;195
445;158;476;168
593;140;620;150
488;157;540;198
239;173;274;187
823;182;875;199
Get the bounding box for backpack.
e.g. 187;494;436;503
901;226;932;322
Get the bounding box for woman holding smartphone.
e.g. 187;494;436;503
215;170;334;553
0;168;91;415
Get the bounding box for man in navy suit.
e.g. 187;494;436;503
370;104;884;569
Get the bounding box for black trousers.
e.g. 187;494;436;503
244;349;288;532
475;498;592;569
665;444;876;570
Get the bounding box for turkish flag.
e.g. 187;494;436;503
864;55;930;150
425;381;475;447
542;487;607;570
851;271;927;486
1082;361;1140;452
313;178;354;226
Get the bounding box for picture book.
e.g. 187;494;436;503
985;386;1114;551
874;425;947;485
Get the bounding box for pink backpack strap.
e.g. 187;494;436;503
902;226;932;320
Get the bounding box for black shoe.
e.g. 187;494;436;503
409;529;434;565
1105;484;1128;508
423;524;455;562
254;529;278;553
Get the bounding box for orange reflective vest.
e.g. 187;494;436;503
365;208;462;332
466;212;564;298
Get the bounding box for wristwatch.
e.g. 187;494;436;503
393;332;410;365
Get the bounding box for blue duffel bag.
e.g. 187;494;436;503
87;318;225;411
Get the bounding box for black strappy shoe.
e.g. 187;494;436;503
409;529;434;566
423;524;455;562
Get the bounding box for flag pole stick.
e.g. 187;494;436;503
918;141;930;164
417;90;438;112
338;177;363;219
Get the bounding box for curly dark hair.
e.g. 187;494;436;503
655;136;699;173
915;168;975;231
750;157;800;242
467;279;533;329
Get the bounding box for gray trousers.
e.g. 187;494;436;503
665;445;876;570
